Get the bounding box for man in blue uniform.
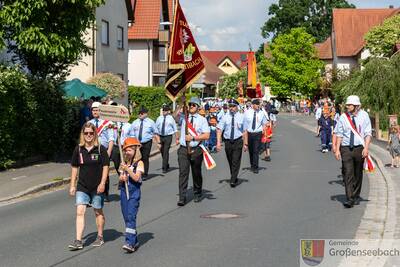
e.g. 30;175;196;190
128;107;156;178
176;97;210;206
217;103;229;122
216;99;245;187
334;95;372;208
243;99;269;173
155;104;177;173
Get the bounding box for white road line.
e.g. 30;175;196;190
11;175;27;181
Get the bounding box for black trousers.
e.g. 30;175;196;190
160;135;173;171
224;138;243;183
248;132;262;170
111;146;121;175
178;146;203;199
140;141;152;175
340;146;364;201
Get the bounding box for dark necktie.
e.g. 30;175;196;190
190;115;194;125
138;119;144;142
349;115;356;149
230;113;235;141
252;111;256;130
95;118;99;128
161;115;166;136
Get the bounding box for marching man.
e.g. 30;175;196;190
89;102;115;200
155;104;177;173
176;97;210;206
334;95;373;208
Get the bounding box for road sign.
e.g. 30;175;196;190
99;104;130;122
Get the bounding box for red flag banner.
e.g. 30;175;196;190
165;1;205;101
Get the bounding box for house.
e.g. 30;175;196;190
200;51;248;75
192;55;225;98
317;7;400;77
68;0;134;93
127;0;173;87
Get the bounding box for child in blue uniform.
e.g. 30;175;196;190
317;111;333;153
119;137;144;253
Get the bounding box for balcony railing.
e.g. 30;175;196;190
158;30;169;43
153;61;168;74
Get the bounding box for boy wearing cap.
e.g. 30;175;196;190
317;111;333;153
176;97;210;206
155;104;177;173
243;99;269;174
335;95;372;208
216;99;245;187
128;107;156;178
119;137;144;253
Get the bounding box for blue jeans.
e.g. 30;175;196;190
76;191;104;209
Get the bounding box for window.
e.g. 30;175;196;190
222;61;231;67
101;20;109;45
117;26;124;49
153;44;167;62
153;76;166;86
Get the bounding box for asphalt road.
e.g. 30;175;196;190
0;115;368;267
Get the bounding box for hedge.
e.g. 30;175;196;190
0;65;81;169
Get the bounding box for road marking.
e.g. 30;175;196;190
11;175;27;181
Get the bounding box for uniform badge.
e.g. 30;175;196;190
91;154;99;161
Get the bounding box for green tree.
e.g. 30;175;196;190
87;72;126;99
365;14;400;58
261;0;355;42
0;0;105;80
218;69;247;99
259;27;324;97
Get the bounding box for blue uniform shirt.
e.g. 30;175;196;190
155;114;177;136
318;116;332;131
217;111;244;140
335;110;372;146
217;110;229;122
129;117;156;144
179;113;210;147
89;118;115;148
243;108;269;133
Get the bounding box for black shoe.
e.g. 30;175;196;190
193;195;202;203
343;200;354;208
162;169;167;174
354;197;361;205
253;168;259;174
142;174;148;180
177;199;186;206
266;156;271;162
104;196;110;203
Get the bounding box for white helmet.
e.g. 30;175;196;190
345;95;361;106
91;102;101;108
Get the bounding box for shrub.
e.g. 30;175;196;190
87;72;126;99
128;86;172;121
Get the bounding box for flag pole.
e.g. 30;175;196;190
182;91;192;154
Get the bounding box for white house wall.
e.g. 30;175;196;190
128;40;153;87
336;57;358;73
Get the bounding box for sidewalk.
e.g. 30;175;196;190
0;140;173;203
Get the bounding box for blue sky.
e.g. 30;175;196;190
180;0;399;51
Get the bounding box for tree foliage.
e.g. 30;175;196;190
87;72;126;99
261;0;355;42
259;28;324;98
217;69;247;99
365;14;400;58
0;0;105;80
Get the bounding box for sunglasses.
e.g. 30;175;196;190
83;131;94;136
189;103;198;107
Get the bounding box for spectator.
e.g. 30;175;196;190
387;126;400;168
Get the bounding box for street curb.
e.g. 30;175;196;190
0;144;177;204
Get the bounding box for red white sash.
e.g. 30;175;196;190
96;120;112;135
187;120;216;170
344;113;375;172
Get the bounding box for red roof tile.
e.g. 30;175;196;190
128;0;161;40
316;37;333;60
201;51;248;69
333;8;400;57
